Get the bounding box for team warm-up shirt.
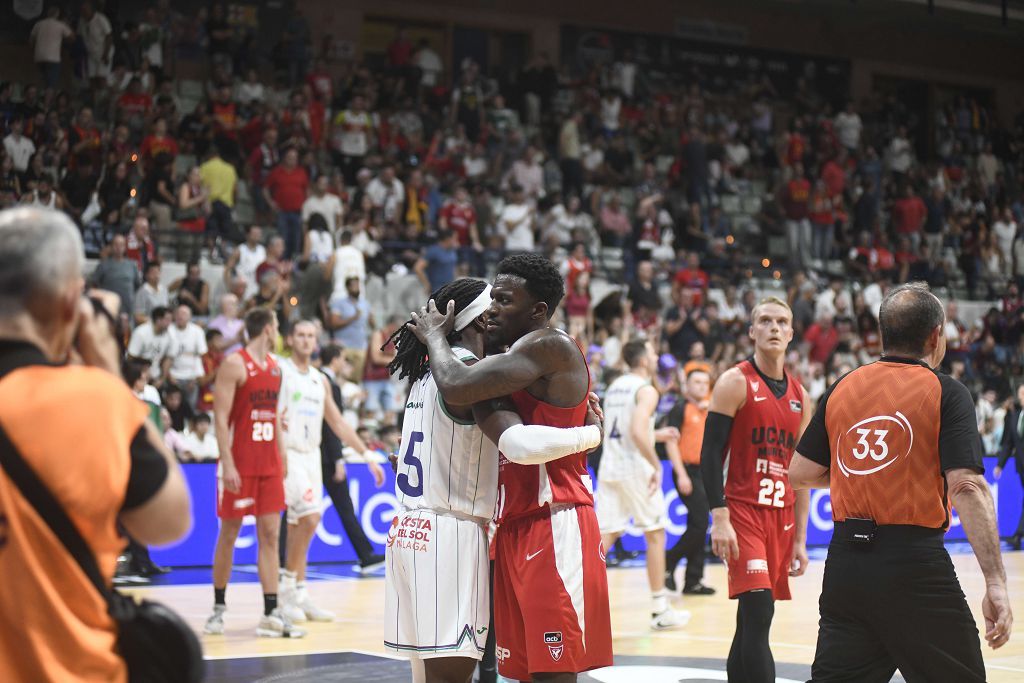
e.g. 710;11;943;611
278;357;327;455
599;373;654;482
395;347;498;521
497;340;593;522
725;359;804;509
796;357;984;529
228;349;282;476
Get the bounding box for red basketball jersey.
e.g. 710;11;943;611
228;349;282;476
496;346;593;523
724;359;804;509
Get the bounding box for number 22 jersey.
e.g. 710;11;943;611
395;347;498;521
228;348;282;477
725;359;804;509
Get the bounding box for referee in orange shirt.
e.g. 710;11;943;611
790;283;1012;682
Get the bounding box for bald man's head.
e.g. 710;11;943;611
878;283;944;357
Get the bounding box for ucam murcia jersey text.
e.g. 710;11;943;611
277;357;327;454
227;348;282;476
724;359;805;509
394;346;499;521
599;373;655;482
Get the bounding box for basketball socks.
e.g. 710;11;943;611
280;569;297;590
652;589;669;614
727;590;775;683
214;587;226;606
264;594;277;616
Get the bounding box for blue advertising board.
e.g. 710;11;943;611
151;458;1020;566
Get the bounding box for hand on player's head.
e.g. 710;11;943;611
409;298;456;343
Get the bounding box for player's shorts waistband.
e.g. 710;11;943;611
400;506;489;527
833;521;945;547
502;501;591;524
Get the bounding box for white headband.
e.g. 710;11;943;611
454;284;492;331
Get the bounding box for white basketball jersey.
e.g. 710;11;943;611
600;373;654;482
395;346;498;521
277;357;327;454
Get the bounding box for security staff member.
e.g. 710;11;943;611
790;283;1012;682
995;383;1024;550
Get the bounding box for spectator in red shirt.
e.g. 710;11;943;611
809;179;834;265
782;163;812;268
125;214;158;273
892;185;927;252
305;58;333;104
115;77;152;131
821;149;846;197
263;146;309;259
248;126;279;218
438;184;483;275
139;117;179;171
672;251;709;306
802;312;839;364
387;27;413;67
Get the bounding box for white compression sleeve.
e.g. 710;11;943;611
497;424;602;465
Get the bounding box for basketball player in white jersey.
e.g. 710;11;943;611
597;338;688;629
276;319;386;622
384;278;602;683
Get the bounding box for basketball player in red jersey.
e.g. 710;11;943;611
699;296;811;682
410;253;612;682
203;308;305;638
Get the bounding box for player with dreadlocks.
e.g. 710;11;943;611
384;277;604;683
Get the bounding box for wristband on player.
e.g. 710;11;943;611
498;424;602;465
700;411;734;509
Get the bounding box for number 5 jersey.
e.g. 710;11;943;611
394;346;498;522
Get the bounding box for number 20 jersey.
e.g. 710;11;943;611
395;347;498;521
724;359;804;508
228;348;282;477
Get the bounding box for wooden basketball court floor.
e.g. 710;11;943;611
131;548;1024;682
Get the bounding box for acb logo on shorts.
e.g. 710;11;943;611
545;631;564;661
836;412;913;478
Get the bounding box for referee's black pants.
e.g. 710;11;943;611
665;463;709;588
811;523;985;682
321;459;376;565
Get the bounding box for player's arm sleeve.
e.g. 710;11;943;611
795;379;840;468
497;424;602;465
938;374;985;474
699;411;734;509
122;425;170;510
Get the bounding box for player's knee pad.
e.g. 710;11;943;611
738;589;775;629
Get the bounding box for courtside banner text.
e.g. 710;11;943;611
152;458;1018;566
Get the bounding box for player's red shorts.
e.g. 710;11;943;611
217;474;285;519
494;504;613;680
726;500;795;600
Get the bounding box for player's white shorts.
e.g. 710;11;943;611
284;449;323;525
595;467;666;534
384;508;490;660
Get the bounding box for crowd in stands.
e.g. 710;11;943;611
3;3;1024;468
